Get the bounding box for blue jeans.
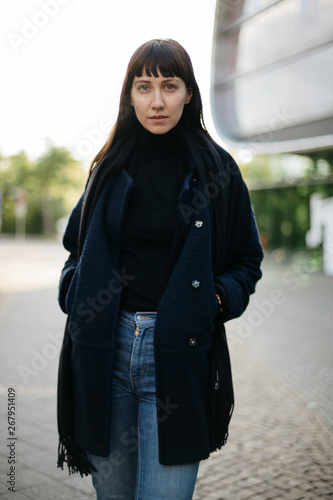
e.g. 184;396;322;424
86;310;199;500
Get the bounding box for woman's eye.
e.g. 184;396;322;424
139;85;149;92
166;84;176;91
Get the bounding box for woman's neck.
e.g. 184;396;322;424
137;121;181;159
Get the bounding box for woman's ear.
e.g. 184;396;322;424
185;89;193;104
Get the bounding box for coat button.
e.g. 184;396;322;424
192;279;200;288
194;220;203;228
189;338;197;347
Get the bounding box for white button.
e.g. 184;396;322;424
195;220;203;228
192;280;200;288
189;338;197;347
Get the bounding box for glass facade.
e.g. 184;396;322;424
211;0;333;152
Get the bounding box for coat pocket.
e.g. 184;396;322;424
64;266;79;315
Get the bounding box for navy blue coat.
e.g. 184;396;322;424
58;146;263;465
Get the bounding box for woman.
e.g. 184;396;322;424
57;39;263;500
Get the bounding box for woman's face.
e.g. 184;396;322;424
130;70;192;134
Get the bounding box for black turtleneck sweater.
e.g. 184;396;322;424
120;124;186;312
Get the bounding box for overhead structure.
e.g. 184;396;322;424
211;0;333;153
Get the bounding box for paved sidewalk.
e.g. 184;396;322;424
0;239;332;499
193;341;333;499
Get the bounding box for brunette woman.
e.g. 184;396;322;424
57;38;263;500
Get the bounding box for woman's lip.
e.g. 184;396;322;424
149;116;167;123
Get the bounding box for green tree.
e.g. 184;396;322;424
240;150;333;251
0;151;33;234
0;143;85;236
33;143;85;235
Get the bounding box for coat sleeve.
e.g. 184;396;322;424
58;194;84;314
214;208;263;323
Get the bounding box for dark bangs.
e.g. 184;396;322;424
126;39;195;93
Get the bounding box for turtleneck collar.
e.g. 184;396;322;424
137;120;182;159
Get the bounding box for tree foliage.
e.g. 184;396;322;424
240;151;333;251
0;143;85;235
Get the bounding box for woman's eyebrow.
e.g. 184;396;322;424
162;78;180;82
134;77;180;83
134;79;150;84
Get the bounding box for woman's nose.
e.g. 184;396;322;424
152;90;164;109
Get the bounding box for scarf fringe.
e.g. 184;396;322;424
212;432;229;452
210;404;234;453
57;437;96;477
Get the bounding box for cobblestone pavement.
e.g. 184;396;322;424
0;239;332;499
193;341;333;499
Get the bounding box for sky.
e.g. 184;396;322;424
1;0;221;169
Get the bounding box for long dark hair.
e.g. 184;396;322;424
88;38;213;175
79;39;252;277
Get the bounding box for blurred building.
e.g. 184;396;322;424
211;0;333;154
211;0;333;266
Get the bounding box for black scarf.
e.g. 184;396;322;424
79;126;251;267
57;125;252;475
